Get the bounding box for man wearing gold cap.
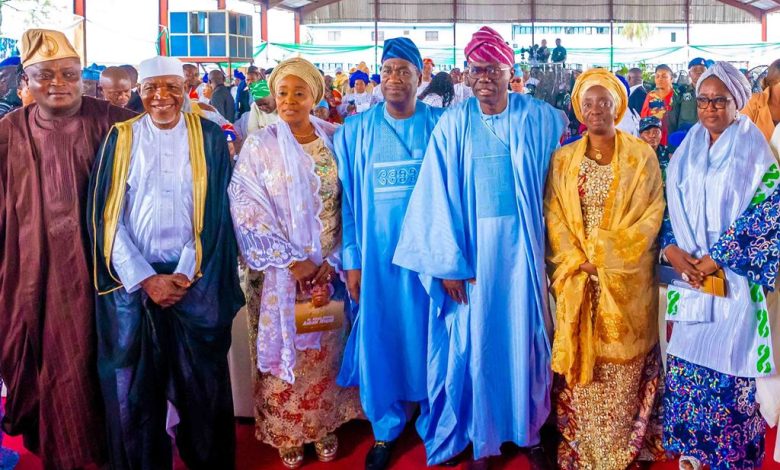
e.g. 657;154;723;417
0;29;136;469
88;55;243;470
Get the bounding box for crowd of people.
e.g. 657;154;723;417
0;23;780;470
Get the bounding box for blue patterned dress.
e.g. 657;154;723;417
660;163;780;469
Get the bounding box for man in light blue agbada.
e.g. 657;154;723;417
335;37;444;470
393;26;563;468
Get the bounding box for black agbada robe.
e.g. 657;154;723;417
87;114;244;470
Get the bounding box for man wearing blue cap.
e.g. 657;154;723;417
638;116;671;179
370;72;384;104
0;56;21;117
335;36;444;470
674;57;707;130
339;69;372;116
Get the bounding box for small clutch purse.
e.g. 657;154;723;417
294;283;344;334
656;264;728;298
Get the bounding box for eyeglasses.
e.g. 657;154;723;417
696;96;733;110
468;65;511;79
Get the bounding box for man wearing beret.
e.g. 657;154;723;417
0;28;136;469
674;57;708;130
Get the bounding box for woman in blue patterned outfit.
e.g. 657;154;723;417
659;61;780;470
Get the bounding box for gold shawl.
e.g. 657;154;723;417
545;130;665;385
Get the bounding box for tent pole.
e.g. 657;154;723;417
374;0;379;73
530;0;536;46
609;0;614;70
452;0;457;68
610;20;614;70
686;0;691;62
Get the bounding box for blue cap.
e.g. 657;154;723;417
381;37;423;72
82;63;105;81
668;129;688;148
615;74;630;98
688;57;706;69
0;56;20;67
370;73;381;84
639;116;662;133
317;99;329;110
233;69;245;80
349;70;369;88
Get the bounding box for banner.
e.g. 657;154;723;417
252;40;780;69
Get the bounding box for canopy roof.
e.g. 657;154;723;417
252;0;780;25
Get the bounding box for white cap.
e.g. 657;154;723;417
138;56;184;82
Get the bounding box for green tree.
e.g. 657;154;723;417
0;0;57;35
621;23;652;46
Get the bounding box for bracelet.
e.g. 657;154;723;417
288;260;298;270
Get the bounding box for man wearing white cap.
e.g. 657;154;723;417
87;55;244;470
0;29;136;469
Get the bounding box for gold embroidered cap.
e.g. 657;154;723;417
21;29;80;69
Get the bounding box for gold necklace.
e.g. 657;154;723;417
292;128;316;139
588;144;613;162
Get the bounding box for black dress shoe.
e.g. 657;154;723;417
440;454;463;467
365;440;396;470
527;445;554;470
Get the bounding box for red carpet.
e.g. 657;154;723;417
4;419;779;469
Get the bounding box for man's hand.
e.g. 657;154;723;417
346;269;362;303
442;279;475;305
141;274;189;308
664;245;704;288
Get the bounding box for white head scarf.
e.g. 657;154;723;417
696;61;751;111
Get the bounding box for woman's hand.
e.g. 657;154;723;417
311;261;336;286
664;245;705;288
289;259;319;287
697;255;720;277
579;262;597;276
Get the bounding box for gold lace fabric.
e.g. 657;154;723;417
578;157;614;238
301;138;341;256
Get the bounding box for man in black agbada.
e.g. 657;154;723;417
88;55;243;470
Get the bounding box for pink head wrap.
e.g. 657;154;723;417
465;26;515;67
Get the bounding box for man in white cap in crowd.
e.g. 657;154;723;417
88;55;243;470
0;28;136;470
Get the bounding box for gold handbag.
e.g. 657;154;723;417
294;295;344;334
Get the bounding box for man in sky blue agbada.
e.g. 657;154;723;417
335;36;444;470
